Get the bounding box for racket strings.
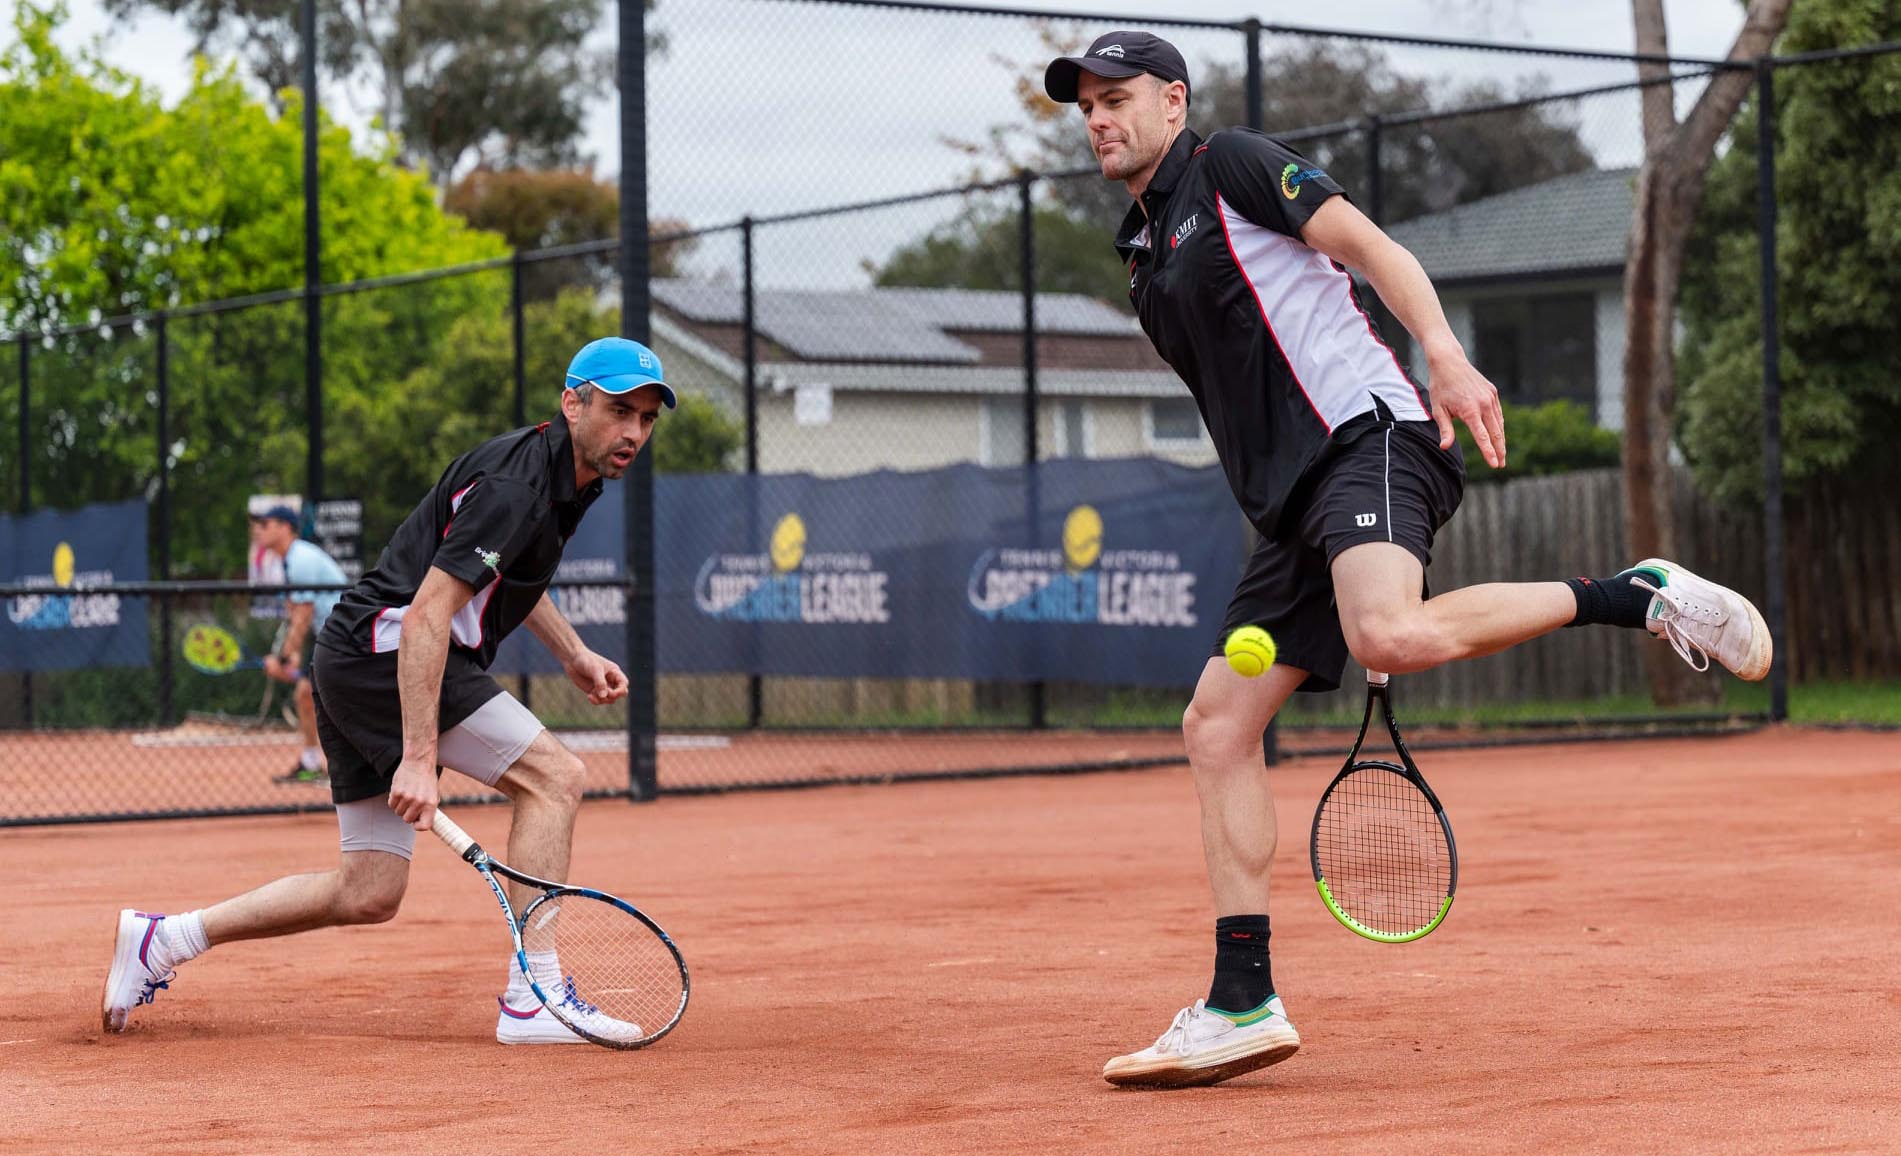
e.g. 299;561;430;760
1314;765;1451;935
524;893;685;1044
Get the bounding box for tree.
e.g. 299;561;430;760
1676;0;1901;503
443;166;699;300
96;0;653;184
869;200;1129;304
1620;0;1791;702
1;2;508;572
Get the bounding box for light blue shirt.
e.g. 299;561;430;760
283;539;347;631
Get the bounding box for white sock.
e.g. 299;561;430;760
159;910;210;968
299;747;323;771
508;950;561;994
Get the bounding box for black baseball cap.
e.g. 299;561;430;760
1044;31;1192;106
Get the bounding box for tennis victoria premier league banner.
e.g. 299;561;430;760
494;459;1240;685
1;499;149;672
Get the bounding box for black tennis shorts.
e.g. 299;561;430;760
310;645;505;805
1214;414;1465;693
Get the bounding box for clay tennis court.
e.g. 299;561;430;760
5;726;1896;1153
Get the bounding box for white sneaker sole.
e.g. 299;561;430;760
1636;558;1773;681
101;909;158;1033
1102;1024;1301;1089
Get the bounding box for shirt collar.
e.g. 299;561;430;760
1116;128;1203;259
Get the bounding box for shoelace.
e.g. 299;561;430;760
1628;576;1716;672
138;971;175;1007
556;975;599;1017
1155;1003;1207;1055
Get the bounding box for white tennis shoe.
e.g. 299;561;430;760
495;976;642;1045
1627;558;1772;681
101;909;177;1033
1102;997;1300;1088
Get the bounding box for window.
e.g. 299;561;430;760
1470;293;1596;408
1050;400;1090;459
981;396;1026;466
1146;397;1205;449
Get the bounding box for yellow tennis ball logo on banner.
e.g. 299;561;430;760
52;542;75;588
1062;505;1102;571
770;513;806;572
1224;626;1278;678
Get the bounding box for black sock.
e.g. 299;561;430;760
1206;915;1273;1015
1563;568;1657;629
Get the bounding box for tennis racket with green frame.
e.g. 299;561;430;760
1309;671;1458;942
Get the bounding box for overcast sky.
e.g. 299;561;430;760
27;0;1753;287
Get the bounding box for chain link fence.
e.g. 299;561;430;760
5;0;1898;823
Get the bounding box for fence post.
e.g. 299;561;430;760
300;0;323;509
1364;115;1384;226
618;0;659;802
16;339;29;728
511;249;532;710
1755;59;1788;722
1244;19;1263;130
742;216;763;729
1020;171;1046;729
156;314;174;727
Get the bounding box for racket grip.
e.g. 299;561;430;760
430;810;478;858
1366;670;1390;687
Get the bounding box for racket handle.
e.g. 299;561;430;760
1366;670;1390;687
430;810;479;858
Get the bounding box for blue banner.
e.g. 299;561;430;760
0;500;150;672
492;460;1243;687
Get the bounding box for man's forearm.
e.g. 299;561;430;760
525;592;585;665
1358;237;1466;366
397;612;452;762
282;603;313;656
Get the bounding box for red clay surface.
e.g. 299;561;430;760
3;728;1897;1154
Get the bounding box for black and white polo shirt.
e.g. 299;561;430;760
1116;127;1431;537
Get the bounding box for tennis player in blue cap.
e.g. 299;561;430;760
104;337;675;1045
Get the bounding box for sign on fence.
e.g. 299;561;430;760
0;499;150;673
492;459;1242;687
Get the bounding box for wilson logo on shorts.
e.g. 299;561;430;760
1355;513;1378;528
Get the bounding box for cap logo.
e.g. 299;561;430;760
638;351;653;369
1095;44;1125;58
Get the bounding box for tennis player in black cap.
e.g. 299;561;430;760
1045;30;1772;1089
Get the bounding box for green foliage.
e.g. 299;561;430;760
1455;400;1620;482
870;201;1128;305
1678;0;1901;503
97;0;640;182
0;2;506;572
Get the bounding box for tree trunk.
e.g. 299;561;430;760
1622;0;1793;704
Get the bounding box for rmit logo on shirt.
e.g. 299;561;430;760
1171;214;1199;248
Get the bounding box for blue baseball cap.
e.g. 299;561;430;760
564;337;676;408
253;504;300;526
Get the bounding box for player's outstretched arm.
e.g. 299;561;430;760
525;591;628;706
1298;196;1507;469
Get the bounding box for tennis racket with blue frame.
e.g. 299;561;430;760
430;810;689;1049
1310;671;1458;942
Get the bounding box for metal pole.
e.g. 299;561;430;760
1244;19;1263;131
1755;60;1788;722
156;315;174;726
511;248;532;710
1021;171;1046;729
1364;116;1384;225
619;0;659;802
742;216;763;729
301;0;323;507
16;340;29;728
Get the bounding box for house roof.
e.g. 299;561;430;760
1384;167;1636;285
650;279;1142;365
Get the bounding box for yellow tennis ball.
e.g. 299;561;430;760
1224;625;1277;678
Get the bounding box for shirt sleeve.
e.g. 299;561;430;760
1202;130;1348;238
282;543;319;604
432;477;543;593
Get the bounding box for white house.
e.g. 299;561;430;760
638;279;1218;476
1383;166;1636;430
